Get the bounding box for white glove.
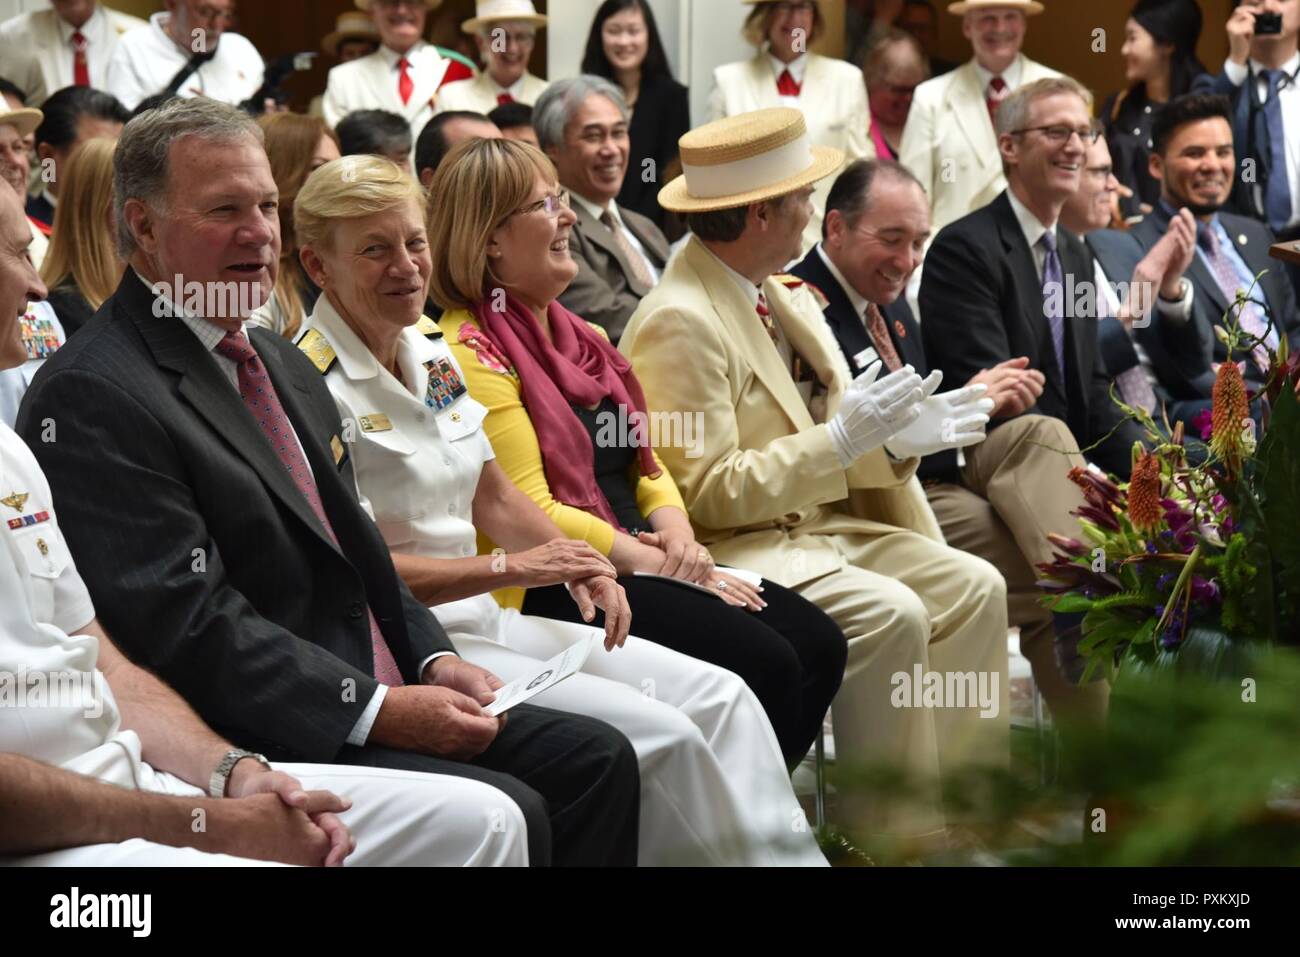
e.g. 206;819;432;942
827;362;926;467
884;383;996;459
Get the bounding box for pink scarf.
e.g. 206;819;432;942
474;295;662;531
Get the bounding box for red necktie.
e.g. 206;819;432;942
496;92;514;106
776;68;801;97
986;75;1007;123
397;57;413;105
71;31;90;87
215;331;405;687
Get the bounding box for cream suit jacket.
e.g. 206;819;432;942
619;237;943;589
707;52;872;253
323;44;454;142
0;6;144;105
898;56;1060;238
433;71;548;116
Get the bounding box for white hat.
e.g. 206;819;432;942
0;106;42;139
948;1;1045;16
462;0;547;35
324;12;380;58
658;108;844;213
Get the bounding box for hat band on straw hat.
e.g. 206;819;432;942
680;131;815;201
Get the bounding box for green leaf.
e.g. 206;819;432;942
1046;593;1095;614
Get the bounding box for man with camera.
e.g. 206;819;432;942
1194;0;1300;293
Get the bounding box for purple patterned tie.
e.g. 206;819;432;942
1198;226;1274;371
1099;282;1157;413
1038;230;1066;380
215;330;405;687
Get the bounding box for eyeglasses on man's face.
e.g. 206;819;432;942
1010;125;1103;146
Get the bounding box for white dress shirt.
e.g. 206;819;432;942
767;50;808;108
974;55;1025;100
1006;187;1055;280
1223;52;1300;230
570;192;662;285
106;13;264;111
55;5;114;90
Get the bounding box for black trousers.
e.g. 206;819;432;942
523;577;847;766
339;703;639;866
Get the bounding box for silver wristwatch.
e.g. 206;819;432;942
208;748;270;798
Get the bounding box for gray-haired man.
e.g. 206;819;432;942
16;98;641;867
536;76;670;343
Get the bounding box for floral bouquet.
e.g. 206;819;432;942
1037;277;1300;682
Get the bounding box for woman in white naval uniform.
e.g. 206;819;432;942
293;154;826;866
708;0;871;251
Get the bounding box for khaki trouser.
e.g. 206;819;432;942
925;414;1110;726
795;529;1010;840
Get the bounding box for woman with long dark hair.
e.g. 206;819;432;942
580;0;690;227
1103;0;1207;220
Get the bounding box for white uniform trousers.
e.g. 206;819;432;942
7;761;529;867
455;610;827;866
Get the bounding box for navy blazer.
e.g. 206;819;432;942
1130;202;1300;387
1085;227;1215;401
1192;68;1278;225
16;272;455;763
790;246;958;482
919;191;1144;478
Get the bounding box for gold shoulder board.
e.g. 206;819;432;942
295;328;338;374
416;315;444;340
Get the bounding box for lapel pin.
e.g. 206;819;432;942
894;320;907;339
1238;234;1248;246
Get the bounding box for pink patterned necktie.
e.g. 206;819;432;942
1199;226;1275;372
215;331;404;686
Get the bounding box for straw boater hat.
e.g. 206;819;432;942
354;0;442;9
0;105;42;139
947;0;1044;15
462;0;547;35
658;108;844;213
324;12;380;58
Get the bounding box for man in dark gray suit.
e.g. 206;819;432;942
537;76;669;343
16;98;639;867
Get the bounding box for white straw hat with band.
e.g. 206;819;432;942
658;108;845;213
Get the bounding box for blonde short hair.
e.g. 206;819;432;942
743;1;824;48
294;153;426;255
995;75;1095;138
425;137;558;312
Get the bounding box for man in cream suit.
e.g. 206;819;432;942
324;0;474;144
899;0;1059;239
434;0;548;116
0;1;144;106
537;77;669;342
708;0;873;252
621;107;1009;854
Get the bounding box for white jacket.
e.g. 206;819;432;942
0;4;144;105
899;55;1060;238
707;52;873;253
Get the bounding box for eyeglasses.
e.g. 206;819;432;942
1009;125;1102;145
512;189;570;219
1083;164;1115;182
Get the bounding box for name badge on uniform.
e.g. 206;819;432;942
330;434;345;465
424;356;467;412
19;313;60;361
359;413;393;433
853;346;879;373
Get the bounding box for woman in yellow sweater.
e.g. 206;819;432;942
429;138;846;766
